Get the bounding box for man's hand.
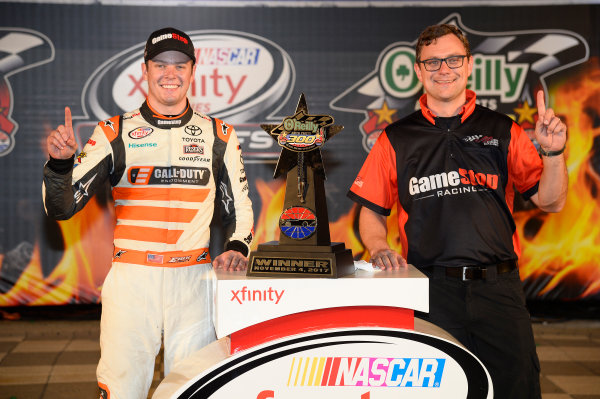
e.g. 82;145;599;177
213;250;248;271
535;90;567;153
369;247;407;270
47;107;78;159
359;206;407;270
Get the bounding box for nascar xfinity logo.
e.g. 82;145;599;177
80;30;295;164
0;28;54;157
330;13;589;153
288;356;445;388
197;47;261;66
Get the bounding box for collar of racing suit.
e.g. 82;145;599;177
140;99;194;128
418;89;477;125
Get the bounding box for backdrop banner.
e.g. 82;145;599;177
0;2;598;306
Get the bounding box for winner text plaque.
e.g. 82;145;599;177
247;94;354;278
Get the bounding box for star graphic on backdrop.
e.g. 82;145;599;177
373;101;397;124
513;101;537;125
261;93;343;179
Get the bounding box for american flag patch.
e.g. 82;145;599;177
147;254;164;264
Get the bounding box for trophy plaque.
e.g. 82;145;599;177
247;94;354;278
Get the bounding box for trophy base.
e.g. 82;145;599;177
247;241;355;278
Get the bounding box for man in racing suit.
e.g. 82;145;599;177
348;24;567;398
42;27;254;399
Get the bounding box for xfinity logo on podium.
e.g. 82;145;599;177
170;328;492;398
230;286;285;304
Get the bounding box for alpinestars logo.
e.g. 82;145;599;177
330;13;589;153
220;181;234;214
74;174;97;204
0;29;54;157
102;119;116;133
196;251;208;262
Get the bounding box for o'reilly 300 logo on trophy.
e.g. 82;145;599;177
247;94;354;278
277;117;326;152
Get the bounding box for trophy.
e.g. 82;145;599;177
247;94;355;278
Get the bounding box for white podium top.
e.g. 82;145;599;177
214;264;428;338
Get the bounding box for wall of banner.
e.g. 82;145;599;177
0;2;598;307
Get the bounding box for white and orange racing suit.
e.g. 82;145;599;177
42;100;253;399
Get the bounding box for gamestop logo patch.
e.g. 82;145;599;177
170;328;492;398
409;168;500;200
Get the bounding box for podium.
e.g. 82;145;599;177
152;266;492;399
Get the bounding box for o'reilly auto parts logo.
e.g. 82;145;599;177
330;13;589;153
80;30;295;163
169;328;492;398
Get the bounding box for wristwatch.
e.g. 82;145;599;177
540;145;566;157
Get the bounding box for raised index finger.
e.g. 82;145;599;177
65;106;73;128
536;90;546;118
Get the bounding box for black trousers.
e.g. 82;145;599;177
416;267;541;399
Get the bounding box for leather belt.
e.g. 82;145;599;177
432;260;517;281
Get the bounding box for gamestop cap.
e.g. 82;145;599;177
144;27;196;64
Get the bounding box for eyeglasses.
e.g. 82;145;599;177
418;55;467;72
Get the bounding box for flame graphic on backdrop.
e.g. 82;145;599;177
517;59;600;300
251;179;285;248
2;62;600;306
0;197;114;306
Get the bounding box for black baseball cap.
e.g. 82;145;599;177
144;27;196;64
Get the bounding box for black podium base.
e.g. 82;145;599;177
247;241;355;278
